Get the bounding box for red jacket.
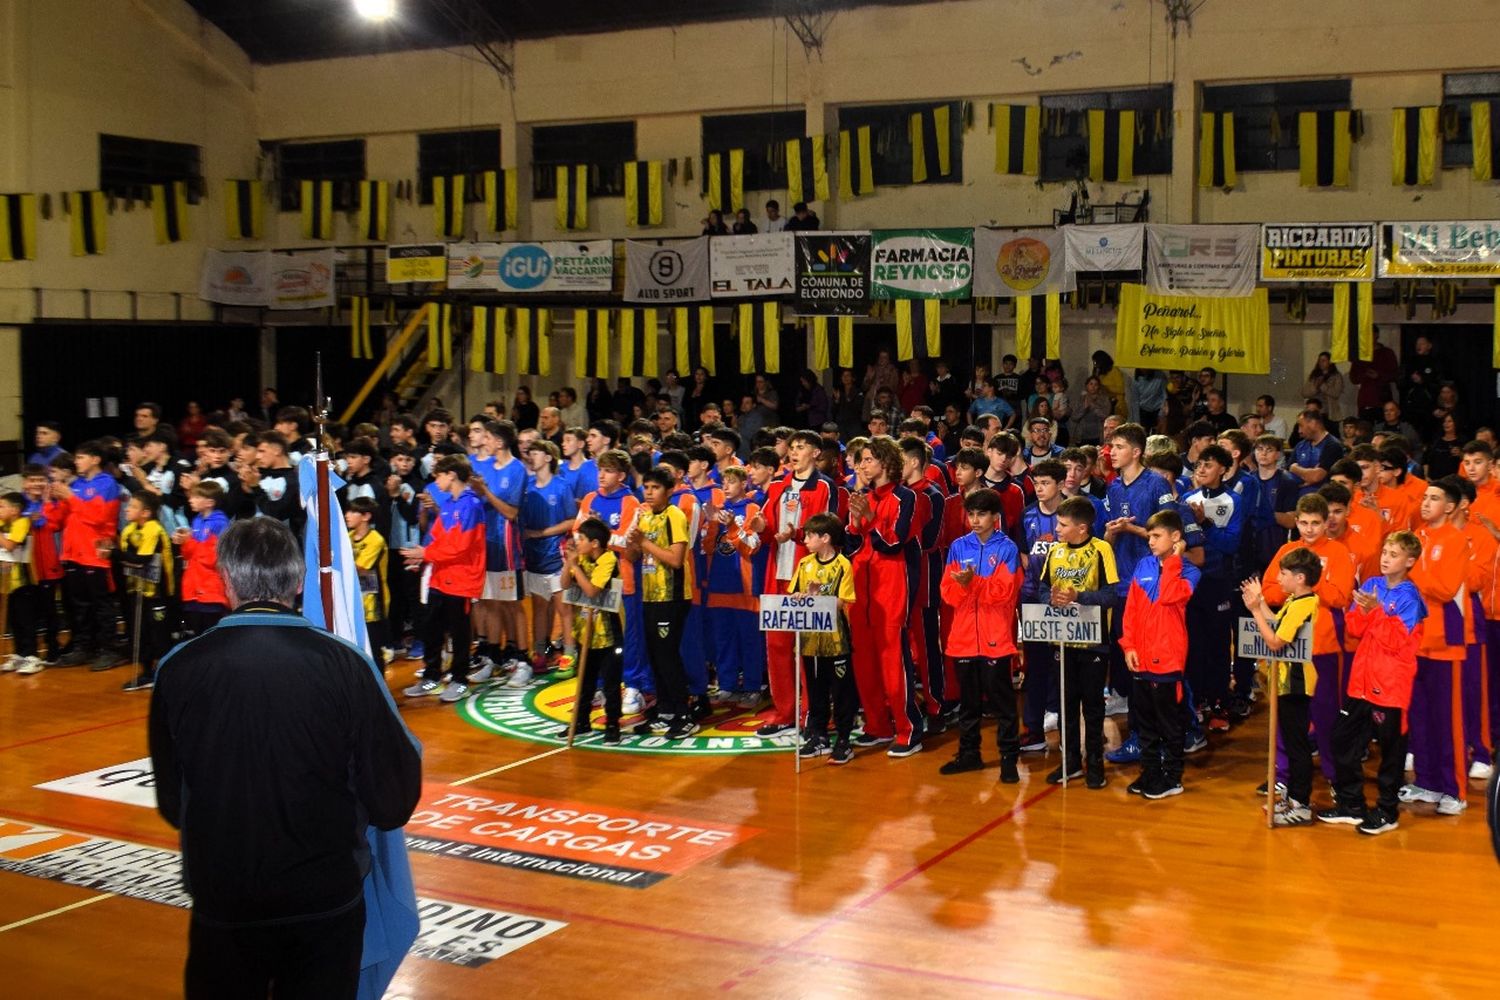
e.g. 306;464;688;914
60;473;121;569
1119;553;1199;677
23;497;65;582
939;530;1022;658
847;481;916;623
1345;577;1425;721
181;511;230;607
758;470;847;591
425;489;487;599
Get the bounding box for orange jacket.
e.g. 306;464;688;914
1409;521;1468;660
1262;536;1354;656
1469;480;1500;618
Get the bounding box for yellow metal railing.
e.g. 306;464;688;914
338;303;432;425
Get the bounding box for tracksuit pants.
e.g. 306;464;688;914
955;656;1018;760
709;606;764;694
1462;617;1490;766
1132;674;1184;785
573;645;622;731
1279;693;1314;806
422;590;472;685
763;578;806;726
681;599;711;697
1186;575;1236;710
63;562;115;654
851;618;921;744
1410;656;1466;800
622;588;653;694
643;600;690;720
1309;652;1343;783
1022;640;1059;735
1058;650;1108;773
909;602;948;717
1331;698;1407;817
1489;620;1500;760
8;584;43;658
805;653;858;742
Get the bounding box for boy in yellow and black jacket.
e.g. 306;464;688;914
117;492;176;692
562;518;625;744
788;512;859;766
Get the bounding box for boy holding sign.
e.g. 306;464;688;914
561;519;625;744
1240;547;1323;827
788;513;858;764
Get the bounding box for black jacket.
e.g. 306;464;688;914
149;605;422;925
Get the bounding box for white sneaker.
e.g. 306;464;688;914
2;654;19;672
735;691;765;711
16;657;45;676
439;682;470;704
1404;752;1414;772
1436;794;1468;816
1397;783;1441;804
469;656;495;683
1103;693;1129;716
621;687;644;714
1468;761;1493;781
506;663;534;688
591;690;605;707
403;679;442;698
1043;711;1059;733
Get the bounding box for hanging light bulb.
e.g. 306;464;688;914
352;0;396;21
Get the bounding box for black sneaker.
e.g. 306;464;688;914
851;732;893;748
829;741;854;765
999;756;1020;784
756;721;796;738
633;718;671;736
1085;770;1107;790
1144;779;1184;800
89;650;128;672
1228;695;1253;720
692;698;714;721
602;725;621;746
886;741;923;759
1127;775;1148;796
924;715;948;737
1315;802;1367;826
665;719;700;739
1046;765;1085;785
798;737;831;759
1357;810;1399;836
1018;732;1048;753
56;648;94;668
121;673;155;692
938;754;985;775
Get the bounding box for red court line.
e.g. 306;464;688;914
0;714;148;755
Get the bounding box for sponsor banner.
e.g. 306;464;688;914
871;228;973;299
1259;223;1376;282
1144;224;1259;297
758;594;839;632
492;241;614;293
1063;223;1144;272
1114;283;1270;375
268;249;336;310
460;678;801;754
1018;603;1102;645
794;232;872;315
709;232;794;297
405;786;757;889
972;227;1076;297
386;243;448;283
1236;619;1313;662
447;242;502;290
1378;220;1500;277
198;249;270;306
0;817;566;969
625;237;711;303
35;757;157;809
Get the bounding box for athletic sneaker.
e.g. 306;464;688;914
1103;692;1129;716
404;642;426;661
468;656;496;683
1272;799;1312;826
1043;711;1059;733
851;731;893;748
1018;732;1048;753
1046;764;1084;785
1469;761;1493;781
1358;810;1399;836
829;741;854;766
506;663;534;688
998;757;1020;784
1398;783;1441;804
89;650;127;672
1435;794;1468;816
886;741;923;758
924;715;947;737
1228;695;1253;720
403;679;443;698
602;725;621;746
1143;779;1184;800
1;654;19;672
55;647;94;667
1207;710;1231;733
121;673;155;692
1085;770;1107;790
665;719;700;740
1184;730;1208;754
1255;780;1288;798
1127;775;1149;796
1106;732;1142;764
757;721;796;738
798;737;831;759
633;718;671;736
621;687;644;715
938;754;984;775
1316;803;1366;826
734;691;765;711
439;682;470;704
16;657;45;676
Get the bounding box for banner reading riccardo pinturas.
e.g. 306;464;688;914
1114;283;1270;374
871;228;973;299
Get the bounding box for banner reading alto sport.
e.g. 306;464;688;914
871;228;973;299
1113;283;1270;374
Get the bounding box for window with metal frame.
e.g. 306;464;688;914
1040;86;1174;182
1441;72;1500;169
701;110;806;193
1200;79;1351;173
531;122;636;198
418;129;502;204
268;138;366;211
98;134;203;202
835;100;964;187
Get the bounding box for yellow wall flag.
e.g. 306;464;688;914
1114;284;1269;374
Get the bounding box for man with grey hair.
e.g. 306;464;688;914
149;517;422;999
537;404;564;447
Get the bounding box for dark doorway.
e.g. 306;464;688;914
1399;323;1497;435
275;325;381;420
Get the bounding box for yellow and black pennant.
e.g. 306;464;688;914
896;300;942;361
1198;112;1238;189
357;180;389;241
483;169;517;232
838;125;876;198
427;302;454;369
555;165;588;231
736;302;782;374
349;295;373;359
618;308;660;377
150;182;189;245
1014;293;1061;360
624;161;664;227
574;309;611;378
66;191;107;256
1330;282;1374;363
704;150;744;213
811;315;854;370
910;106;952;184
300;179;333;240
786;137;830;204
1087;109;1136;183
515;308;552;376
223;179;262;240
1299;110;1354;188
993;104;1041;176
1391;106;1438;187
1472;100;1500;181
434;175;466;238
470;305;506;374
0;194;38;262
674;305;716;375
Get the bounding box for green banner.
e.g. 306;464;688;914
871;228;973;299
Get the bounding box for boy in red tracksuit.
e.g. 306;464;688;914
53;441;123;667
1318;531;1425;835
847;436;923;757
173;481;231;637
1119;509;1200;799
901;437;953;729
757;430;847;737
20;464;64;663
938;488;1023;782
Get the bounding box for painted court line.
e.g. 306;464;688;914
0;715;148;755
451;744;574;785
0;893;115;934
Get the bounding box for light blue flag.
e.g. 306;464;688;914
300;458;422;1000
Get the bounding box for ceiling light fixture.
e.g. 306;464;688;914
352;0;397;22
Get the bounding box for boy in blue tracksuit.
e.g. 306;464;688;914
1181;444;1247;734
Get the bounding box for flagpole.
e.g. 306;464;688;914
314;352;336;631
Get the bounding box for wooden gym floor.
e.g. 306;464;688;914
1;649;1498;999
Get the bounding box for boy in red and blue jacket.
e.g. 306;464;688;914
21;464;65;662
1319;530;1426;835
53;441;123;667
938;488;1023;782
1119;509;1200;800
174;481;231;637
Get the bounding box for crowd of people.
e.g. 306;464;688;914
3;340;1498;836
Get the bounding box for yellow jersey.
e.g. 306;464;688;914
350;528;389;623
789;552;856;657
1;516;32;590
637;504;691;603
1267;591;1319;697
119;519;174;598
574;550;622;651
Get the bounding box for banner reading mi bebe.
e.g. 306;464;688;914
1114;283;1270;374
1259;223;1375;281
1378;220;1500;277
872;228;973;299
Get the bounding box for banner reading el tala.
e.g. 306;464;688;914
871;228;973;299
972;227;1076;297
1114;283;1270;374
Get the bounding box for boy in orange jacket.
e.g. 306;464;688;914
938;489;1023;782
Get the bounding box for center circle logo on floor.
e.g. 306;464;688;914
458;678;794;755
